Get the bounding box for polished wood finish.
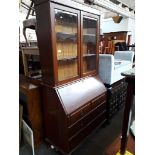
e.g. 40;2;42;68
52;4;81;83
34;1;107;154
41;76;107;154
33;0;100;15
19;77;43;146
35;1;100;86
35;1;55;85
81;11;100;77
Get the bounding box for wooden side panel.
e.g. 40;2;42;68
35;2;55;85
41;86;70;151
19;81;43;146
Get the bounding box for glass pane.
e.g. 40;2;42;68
83;16;97;73
55;9;78;81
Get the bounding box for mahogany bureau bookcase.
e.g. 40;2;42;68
33;0;107;154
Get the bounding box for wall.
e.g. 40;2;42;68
127;18;135;44
101;18;129;33
101;17;135;44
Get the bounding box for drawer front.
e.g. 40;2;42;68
91;93;106;108
81;103;91;116
69;111;106;151
68;102;106;138
68;121;82;138
97;102;106;114
83;111;106;137
69;130;85;150
68;109;106;150
83;102;106;125
70;102;91;125
70;109;81;125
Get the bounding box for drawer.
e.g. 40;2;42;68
70;102;91;125
68;121;82;138
82;112;94;125
69;111;106;150
81;103;91;115
83;111;106;137
91;93;106;108
97;103;106;114
84;102;106;125
70;109;81;125
69;130;85;150
69;102;106;138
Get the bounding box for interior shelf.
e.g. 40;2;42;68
58;56;77;61
56;32;77;42
83;54;96;57
83;34;96;36
83;35;96;43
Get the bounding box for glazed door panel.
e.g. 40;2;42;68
81;12;99;76
53;5;80;83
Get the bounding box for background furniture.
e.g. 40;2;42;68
114;51;134;62
101;31;128;54
105;69;135;155
19;76;43;146
99;51;134;122
104;31;128;41
106;79;127;122
21;47;42;79
104;40;125;54
119;68;135;155
99;50;134;85
23;18;37;46
33;1;107;154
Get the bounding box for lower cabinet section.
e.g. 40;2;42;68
68;103;106;138
68;109;106;151
42;76;107;154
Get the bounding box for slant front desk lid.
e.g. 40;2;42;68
56;76;106;114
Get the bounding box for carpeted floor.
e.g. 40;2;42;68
20;106;135;155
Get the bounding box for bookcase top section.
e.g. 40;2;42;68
56;76;106;114
33;0;100;15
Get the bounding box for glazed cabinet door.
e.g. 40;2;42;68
81;12;99;76
52;4;80;83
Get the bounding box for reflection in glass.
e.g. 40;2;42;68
55;9;78;81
